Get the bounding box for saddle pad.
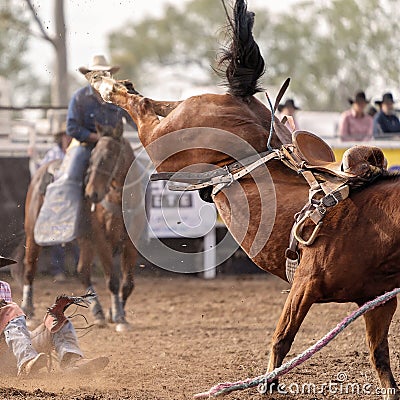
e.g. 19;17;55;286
34;179;83;246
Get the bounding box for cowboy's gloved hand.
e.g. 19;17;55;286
44;293;96;333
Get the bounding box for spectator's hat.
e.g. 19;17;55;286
0;256;16;268
375;92;395;106
348;91;369;105
52;121;67;145
53;121;67;137
278;99;300;112
79;55;120;75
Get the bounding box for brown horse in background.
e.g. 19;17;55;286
89;0;400;397
21;122;145;332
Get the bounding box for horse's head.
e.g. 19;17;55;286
85;121;124;203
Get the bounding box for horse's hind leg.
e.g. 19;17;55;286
21;235;41;319
361;297;398;400
76;237;106;326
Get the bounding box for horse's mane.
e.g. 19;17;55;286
217;0;265;98
378;170;400;181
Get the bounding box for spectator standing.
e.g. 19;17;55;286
373;92;400;137
40;122;71;166
338;91;373;141
278;99;300;131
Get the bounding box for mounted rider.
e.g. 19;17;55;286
34;55;137;247
65;54;137;183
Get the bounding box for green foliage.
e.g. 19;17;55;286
0;1;30;79
263;0;400;110
108;0;400;111
0;0;46;105
108;0;227;86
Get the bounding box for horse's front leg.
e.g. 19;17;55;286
21;234;41;321
266;277;318;391
95;236;130;332
120;240;136;313
360;297;399;400
76;236;106;326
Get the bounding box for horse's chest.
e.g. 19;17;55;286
94;210;125;242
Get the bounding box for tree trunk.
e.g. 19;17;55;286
52;0;68;109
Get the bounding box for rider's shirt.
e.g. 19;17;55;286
0;281;12;303
66;85;136;142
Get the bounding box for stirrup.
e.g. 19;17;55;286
293;213;322;246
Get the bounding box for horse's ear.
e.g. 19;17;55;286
114;120;124;139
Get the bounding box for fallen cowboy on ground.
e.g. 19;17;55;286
0;257;109;376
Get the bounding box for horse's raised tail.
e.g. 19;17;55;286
219;0;265;98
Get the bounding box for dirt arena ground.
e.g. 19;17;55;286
1;271;400;399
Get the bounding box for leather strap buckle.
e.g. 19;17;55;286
322;192;339;207
285;248;299;261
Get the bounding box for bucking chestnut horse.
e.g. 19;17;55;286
22;122;146;332
89;0;400;397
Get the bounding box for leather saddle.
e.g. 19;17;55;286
291;130;387;182
38;160;63;195
34;145;89;246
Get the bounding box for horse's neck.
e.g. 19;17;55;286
213;159;307;279
112;139;135;188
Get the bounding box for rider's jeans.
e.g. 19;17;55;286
58;144;92;182
4;315;83;372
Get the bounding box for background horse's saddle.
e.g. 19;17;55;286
38;159;62;195
34;145;89;246
291;130;387;181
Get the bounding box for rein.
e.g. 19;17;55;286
151;150;279;196
88;137;125;214
89;138;125;188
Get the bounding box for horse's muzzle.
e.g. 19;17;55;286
86;190;101;204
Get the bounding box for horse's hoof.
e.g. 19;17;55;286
93;318;107;328
115;322;132;332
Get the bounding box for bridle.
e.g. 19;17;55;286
87;136;125;193
87;136;126;216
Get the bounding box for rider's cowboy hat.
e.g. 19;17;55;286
78;55;120;75
278;99;300;112
348;91;370;105
375;92;396;106
0;256;17;268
